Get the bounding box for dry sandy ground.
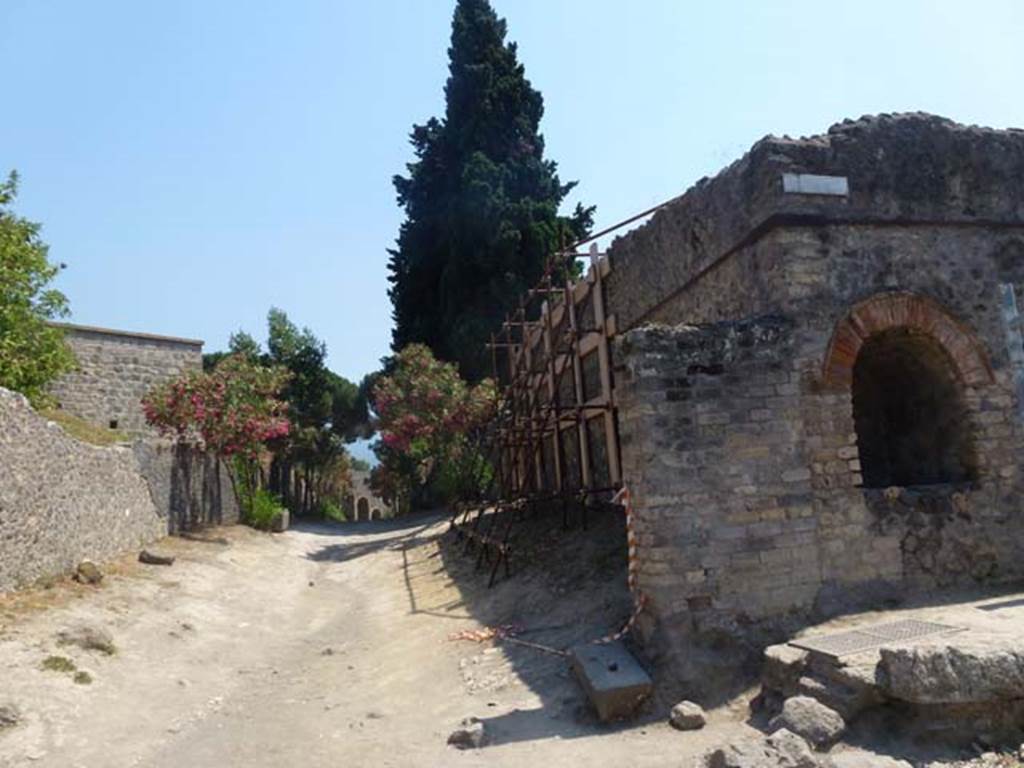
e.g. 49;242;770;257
0;512;754;768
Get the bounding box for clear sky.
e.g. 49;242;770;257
2;0;1022;384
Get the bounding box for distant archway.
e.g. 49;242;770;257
356;497;369;521
370;508;381;521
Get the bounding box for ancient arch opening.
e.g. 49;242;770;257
357;497;369;521
852;327;977;488
371;508;381;520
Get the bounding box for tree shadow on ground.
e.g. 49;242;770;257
406;502;674;746
300;514;444;565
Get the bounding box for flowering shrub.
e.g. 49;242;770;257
371;344;495;510
143;355;290;455
142;355;291;512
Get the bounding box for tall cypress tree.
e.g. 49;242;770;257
388;0;593;381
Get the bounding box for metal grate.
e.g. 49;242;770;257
790;619;961;659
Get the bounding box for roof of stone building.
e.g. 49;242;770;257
605;113;1024;331
50;321;204;347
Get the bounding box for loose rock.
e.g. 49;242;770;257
74;560;103;585
769;696;845;749
447;717;486;749
0;703;20;729
139;550;175;566
669;700;706;731
824;752;913;768
57;623;116;655
766;728;817;767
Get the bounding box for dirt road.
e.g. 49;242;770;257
0;514;748;767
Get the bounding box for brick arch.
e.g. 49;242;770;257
822;292;994;389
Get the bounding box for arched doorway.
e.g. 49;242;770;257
357;497;369;521
852;328;975;487
822;292;993;488
370;508;381;520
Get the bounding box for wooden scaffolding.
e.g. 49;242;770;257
452;243;623;584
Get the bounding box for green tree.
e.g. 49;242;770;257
388;0;593;381
0;171;75;404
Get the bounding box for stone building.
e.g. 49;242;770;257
48;322;203;435
603;114;1024;683
343;469;392;521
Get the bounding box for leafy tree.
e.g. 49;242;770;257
388;0;594;381
203;330;261;371
0;171;75;404
371;344;495;511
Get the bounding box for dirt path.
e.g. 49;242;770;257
0;515;751;768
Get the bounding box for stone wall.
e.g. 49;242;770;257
607;114;1024;689
343;469;392;520
132;441;240;533
0;388;165;592
48;323;203;435
0;388;240;593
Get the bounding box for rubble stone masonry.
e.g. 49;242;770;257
48;323;202;435
608;114;1024;684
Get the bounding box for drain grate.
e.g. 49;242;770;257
789;619;961;659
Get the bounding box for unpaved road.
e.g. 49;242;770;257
0;515;748;767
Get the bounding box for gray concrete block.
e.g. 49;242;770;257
569;641;652;722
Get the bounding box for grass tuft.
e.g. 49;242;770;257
40;409;129;446
41;655;76;673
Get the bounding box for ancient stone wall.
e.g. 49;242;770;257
0;388;166;592
605;114;1024;334
132;441;240;533
343;469;392;520
48;323;202;435
608;115;1024;686
0;388;240;593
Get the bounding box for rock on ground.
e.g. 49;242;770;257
670;700;707;731
74;560;103;585
56;624;116;655
769;696;845;749
447;717;486;750
0;703;21;729
138;550;175;566
824;751;913;767
766;728;817;767
704;735;816;768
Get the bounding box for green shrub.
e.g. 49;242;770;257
41;655;76;673
317;498;346;522
242;488;286;531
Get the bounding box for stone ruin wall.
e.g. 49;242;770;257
344;469;393;521
48;323;203;435
0;388;240;593
0;387;166;593
605;114;1024;682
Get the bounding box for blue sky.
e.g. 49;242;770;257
2;1;1023;385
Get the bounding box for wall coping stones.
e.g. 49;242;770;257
606;113;1024;332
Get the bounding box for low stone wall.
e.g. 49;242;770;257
0;388;239;593
0;388;165;592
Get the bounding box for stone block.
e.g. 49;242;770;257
569;641;653;722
